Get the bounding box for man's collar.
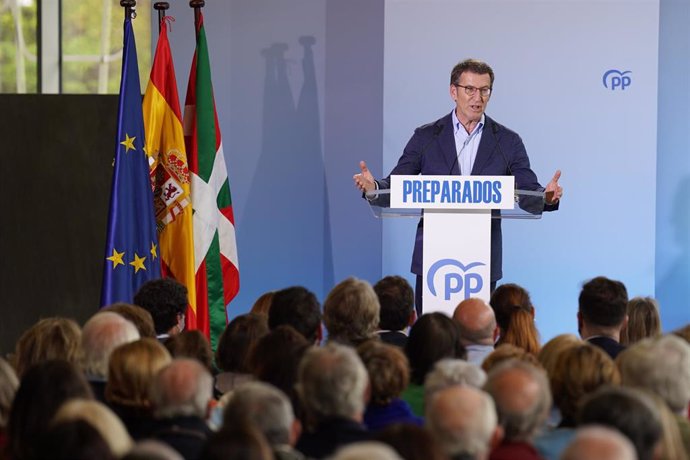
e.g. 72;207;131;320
452;110;485;135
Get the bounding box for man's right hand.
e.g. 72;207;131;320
353;160;376;193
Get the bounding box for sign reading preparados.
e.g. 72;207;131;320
390;175;515;209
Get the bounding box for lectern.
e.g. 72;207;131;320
367;175;545;317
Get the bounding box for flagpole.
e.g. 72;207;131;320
154;2;169;33
189;0;205;39
120;0;136;19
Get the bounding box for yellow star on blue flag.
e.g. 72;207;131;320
120;134;136;153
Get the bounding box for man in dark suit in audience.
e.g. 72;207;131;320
295;343;370;458
223;381;306;460
578;276;628;359
149;359;213;460
134;278;189;341
374;275;416;348
268;286;323;345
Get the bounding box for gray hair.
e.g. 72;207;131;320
426;385;497;458
331;442;403;460
296;343;368;421
618;334;690;413
324;277;380;346
81;312;140;378
483;359;551;442
151;359;213;419
223;381;294;446
123;440;184;460
424;359;487;407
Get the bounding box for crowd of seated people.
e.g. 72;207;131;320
1;274;689;460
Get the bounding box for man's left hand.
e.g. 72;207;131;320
545;170;563;204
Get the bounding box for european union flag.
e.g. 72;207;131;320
101;15;161;306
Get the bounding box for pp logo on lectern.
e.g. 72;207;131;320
426;259;485;301
603;69;632;91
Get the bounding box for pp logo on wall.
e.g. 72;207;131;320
427;259;485;301
603;70;632;91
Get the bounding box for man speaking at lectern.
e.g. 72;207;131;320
354;59;563;315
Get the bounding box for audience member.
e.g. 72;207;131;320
295;343;371;458
481;343;541;374
268;286;322;345
560;426;636;460
199;423;273;460
621;296;662;345
490;284;541;355
357;340;423;431
248;325;310;418
32;419;115;460
426;384;501;460
376;424;447;460
577;276;628;359
331;442;403;460
214;313;269;395
646;392;690;460
149;359;214;460
123;440;185;460
6;360;93;460
250;291;276;318
222;381;305;460
424;359;487;408
537;334;580;381
578;385;662;460
81;311;140;401
323;277;380;347
105;338;172;440
483;359;551;460
104;302;157;338
134;278;189;339
374;275;416;348
537;334;581;429
534;343;620;459
403;312;465;416
617;334;690;454
453;297;498;366
164;330;213;372
674;324;690;344
12;317;82;378
53;398;133;457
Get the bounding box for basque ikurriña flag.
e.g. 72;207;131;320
143;17;198;327
101;15;162;306
184;12;239;350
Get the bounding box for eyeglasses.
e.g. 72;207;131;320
454;84;492;97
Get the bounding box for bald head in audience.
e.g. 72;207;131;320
453;298;497;366
82;312;140;379
426;385;501;460
561;426;636;460
150;358;213;419
483;359;551;443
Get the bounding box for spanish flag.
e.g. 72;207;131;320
142;18;198;328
